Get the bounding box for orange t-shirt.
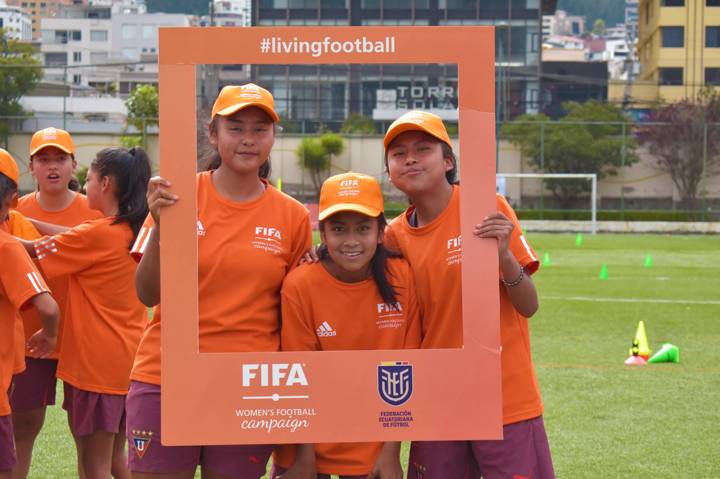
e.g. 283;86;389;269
130;172;312;385
0;231;50;415
2;210;42;375
274;258;421;475
34;217;148;395
17;192;102;360
385;187;543;425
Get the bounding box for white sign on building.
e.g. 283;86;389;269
373;85;458;121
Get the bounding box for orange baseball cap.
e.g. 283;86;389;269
383;110;452;149
0;148;20;207
319;172;384;221
30;127;76;156
211;83;280;122
0;148;19;185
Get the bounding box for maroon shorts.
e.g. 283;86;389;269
126;381;273;478
0;415;16;471
62;382;126;437
10;358;58;413
270;465;365;479
409;416;555;479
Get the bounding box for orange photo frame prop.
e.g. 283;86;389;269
158;26;500;445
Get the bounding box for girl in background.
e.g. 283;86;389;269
17;147;151;479
12;127;102;479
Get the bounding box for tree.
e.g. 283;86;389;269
123;84;158;149
558;0;625;32
502;100;637;208
340;113;376;134
592;19;606;36
636;88;720;209
297;133;345;193
0;30;43;147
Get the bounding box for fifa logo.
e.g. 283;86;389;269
378;361;413;406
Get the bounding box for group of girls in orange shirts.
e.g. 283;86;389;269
0;83;554;479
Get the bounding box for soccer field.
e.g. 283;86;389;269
29;233;720;478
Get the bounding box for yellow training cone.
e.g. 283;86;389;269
628;320;652;360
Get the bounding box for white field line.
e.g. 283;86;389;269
543;295;720;305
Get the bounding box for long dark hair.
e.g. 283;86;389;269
91;147;150;247
318;213;402;305
200;117;272;179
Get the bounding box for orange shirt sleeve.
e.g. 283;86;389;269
496;195;539;275
402;266;422;349
280;278;320;352
130;214;155;263
8;211;41;240
0;241;50;310
383;220;401;253
34;223;96;279
287;212;312;271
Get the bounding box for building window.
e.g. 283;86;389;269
661;26;684;47
91;29;108;41
661;0;684;5
288;0;318;7
709;0;720;6
659;67;683;85
121;24;136;40
142;25;156;39
707;27;720;47
73;51;81;62
71;30;81;41
705;68;720;84
122;47;138;60
73;74;81;84
90;51;108;64
44;52;67;66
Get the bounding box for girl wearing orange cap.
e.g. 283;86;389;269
0;148;59;478
130;83;312;478
11;127;102;479
16;147;151;478
382;111;555;479
271;172;420;479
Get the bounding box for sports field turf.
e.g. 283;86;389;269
27;233;720;477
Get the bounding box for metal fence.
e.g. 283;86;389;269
2;115;718;221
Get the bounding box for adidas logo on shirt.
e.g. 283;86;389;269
197;220;206;236
316;321;337;337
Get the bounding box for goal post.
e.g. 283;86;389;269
496;173;598;235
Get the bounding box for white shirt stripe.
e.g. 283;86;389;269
27;272;43;294
139;227;153;254
519;235;537;263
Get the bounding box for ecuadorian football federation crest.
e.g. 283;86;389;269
378;361;413;406
132;429;153;459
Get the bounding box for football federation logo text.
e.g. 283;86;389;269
378;361;413;406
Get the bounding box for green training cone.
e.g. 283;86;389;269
644;253;653;268
575;233;584;246
647;343;680;364
599;264;608;280
543;252;551;265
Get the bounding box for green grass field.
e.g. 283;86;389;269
27;233;720;477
